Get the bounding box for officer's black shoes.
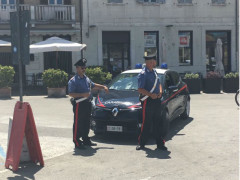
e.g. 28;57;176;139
136;145;145;151
83;141;97;146
75;144;86;150
157;144;168;151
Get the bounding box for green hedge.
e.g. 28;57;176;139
224;72;239;79
42;69;68;88
87;65;108;72
0;65;15;88
86;67;112;84
183;73;200;79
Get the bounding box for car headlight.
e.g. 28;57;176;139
128;102;141;110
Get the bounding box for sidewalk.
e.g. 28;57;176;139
0;93;238;180
0;95;74;171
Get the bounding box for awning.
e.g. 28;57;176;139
0;39;11;52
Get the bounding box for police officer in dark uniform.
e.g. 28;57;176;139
68;58;109;149
136;51;167;151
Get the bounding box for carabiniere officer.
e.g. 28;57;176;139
68;58;109;149
136;51;168;151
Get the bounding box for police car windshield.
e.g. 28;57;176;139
108;73;138;91
108;73;164;91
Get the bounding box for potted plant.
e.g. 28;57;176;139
223;72;239;93
42;69;68;97
182;73;201;94
0;65;15;98
202;71;221;93
85;66;112;84
85;67;112;96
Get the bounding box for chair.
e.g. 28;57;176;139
35;73;43;86
26;73;34;86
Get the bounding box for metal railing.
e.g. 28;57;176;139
34;5;74;21
0;4;75;22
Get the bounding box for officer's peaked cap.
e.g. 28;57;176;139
74;58;87;66
143;50;157;61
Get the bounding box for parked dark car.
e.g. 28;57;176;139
90;68;190;135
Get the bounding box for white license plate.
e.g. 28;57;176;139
107;125;123;132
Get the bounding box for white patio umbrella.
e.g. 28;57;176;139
0;40;11;53
214;38;225;77
30;36;86;53
30;36;86;68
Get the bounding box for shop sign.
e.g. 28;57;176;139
179;35;190;47
144;34;156;47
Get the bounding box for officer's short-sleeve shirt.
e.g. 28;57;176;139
137;67;160;94
68;74;95;94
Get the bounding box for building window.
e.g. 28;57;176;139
108;0;123;3
144;0;156;2
206;31;231;73
211;0;226;5
144;31;159;66
178;31;193;66
137;0;166;4
1;0;15;10
178;0;192;4
102;31;130;77
48;0;63;5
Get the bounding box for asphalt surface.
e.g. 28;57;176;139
0;93;239;180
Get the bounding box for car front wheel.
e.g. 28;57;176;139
180;98;190;119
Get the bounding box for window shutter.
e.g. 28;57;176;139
158;0;166;3
40;0;48;5
212;0;226;4
64;0;71;5
20;0;24;4
178;0;192;3
108;0;123;3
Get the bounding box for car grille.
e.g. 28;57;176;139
93;108;142;122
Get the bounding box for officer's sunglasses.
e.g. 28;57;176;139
80;66;86;70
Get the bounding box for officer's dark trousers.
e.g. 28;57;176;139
138;98;164;146
72;100;92;146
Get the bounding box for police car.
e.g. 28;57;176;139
90;68;190;135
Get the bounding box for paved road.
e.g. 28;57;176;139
0;93;238;180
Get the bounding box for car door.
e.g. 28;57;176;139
170;71;185;115
165;71;186;120
164;71;178;118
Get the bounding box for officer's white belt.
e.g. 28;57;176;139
75;97;87;103
140;70;158;102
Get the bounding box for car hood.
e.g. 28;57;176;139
95;90;140;109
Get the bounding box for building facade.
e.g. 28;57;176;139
0;0;81;85
0;0;238;83
82;0;238;77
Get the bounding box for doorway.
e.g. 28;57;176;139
206;31;231;73
102;31;130;77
